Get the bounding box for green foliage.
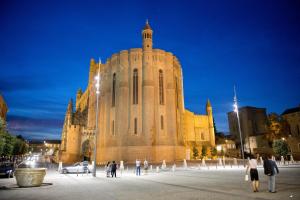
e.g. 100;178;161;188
0;118;28;156
273;139;289;158
211;147;217;157
201;146;207;158
221;149;225;156
266;113;290;146
192;146;199;159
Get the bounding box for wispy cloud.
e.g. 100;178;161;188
7;115;63;140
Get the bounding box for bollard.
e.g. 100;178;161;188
172;164;176;172
183;159;187;169
58;161;63;173
156;166;159;173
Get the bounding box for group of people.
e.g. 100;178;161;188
135;159;148;176
245;154;279;193
105;161;117;178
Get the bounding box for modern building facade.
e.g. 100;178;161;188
60;22;215;163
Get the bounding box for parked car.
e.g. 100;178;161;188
0;162;15;178
61;161;91;174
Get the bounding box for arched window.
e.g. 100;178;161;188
112;73;116;107
161;115;164;130
133;69;138;104
134;118;137;135
159;70;164;105
201;133;205;140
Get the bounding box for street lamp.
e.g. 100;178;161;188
233;86;245;167
93;58;101;177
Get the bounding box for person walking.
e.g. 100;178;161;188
263;155;279;193
136;159;141;176
245;154;259;192
143;159;149;175
106;161;111;177
111;161;117;178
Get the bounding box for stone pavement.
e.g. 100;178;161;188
0;167;299;200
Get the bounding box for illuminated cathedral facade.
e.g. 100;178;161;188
60;21;215;163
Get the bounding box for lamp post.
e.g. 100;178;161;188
233;86;245;167
93;59;101;177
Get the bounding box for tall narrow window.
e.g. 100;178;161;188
175;76;179;108
112;120;115;135
201;133;205;140
159;70;164;105
133;69;138;104
134;118;137;134
161;115;164;130
112;73;116;107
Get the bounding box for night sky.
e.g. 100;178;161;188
0;0;299;140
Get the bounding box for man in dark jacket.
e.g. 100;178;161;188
111;161;117;178
263;155;279;193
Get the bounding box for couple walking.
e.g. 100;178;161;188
106;161;117;178
245;154;279;193
136;159;148;176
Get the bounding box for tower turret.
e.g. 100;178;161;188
76;88;83;110
89;58;96;85
66;99;73;124
206;99;215;146
142;19;153;51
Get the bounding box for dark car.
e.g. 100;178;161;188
0;162;15;178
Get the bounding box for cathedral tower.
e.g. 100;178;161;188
142;19;153;51
206;99;215;146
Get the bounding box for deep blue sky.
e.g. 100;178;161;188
0;0;299;140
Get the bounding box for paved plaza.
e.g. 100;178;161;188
0;166;299;200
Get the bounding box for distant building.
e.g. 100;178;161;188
281;105;300;160
282;105;300;137
0;94;8;121
228;106;269;153
29;140;61;156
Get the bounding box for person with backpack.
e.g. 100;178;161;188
263;155;279;193
111;161;117;178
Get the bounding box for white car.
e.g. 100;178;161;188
61;162;92;174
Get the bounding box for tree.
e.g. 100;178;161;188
201;146;207;158
273;139;289;158
0;118;28;156
266;113;290;146
192;146;199;159
211;147;217;157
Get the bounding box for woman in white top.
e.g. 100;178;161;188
246;154;259;192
